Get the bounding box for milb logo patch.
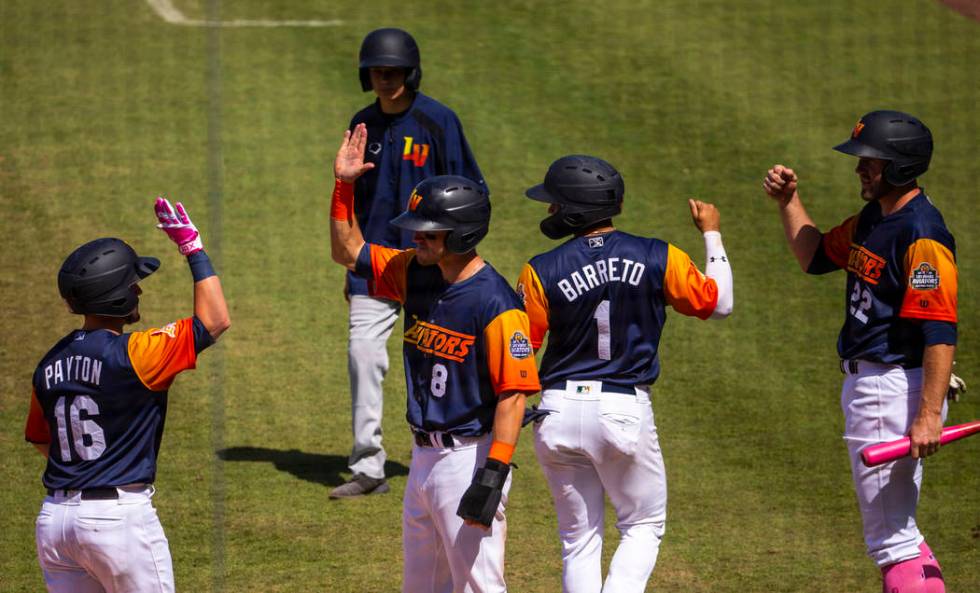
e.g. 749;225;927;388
910;262;940;290
509;331;532;359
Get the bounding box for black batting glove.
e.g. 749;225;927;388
456;458;510;527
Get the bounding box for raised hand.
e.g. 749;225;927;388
763;164;798;204
155;197;203;256
688;199;720;233
334;123;375;184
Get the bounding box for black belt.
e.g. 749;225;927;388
548;380;638;395
46;487;119;500
413;429;455;448
840;359;920;375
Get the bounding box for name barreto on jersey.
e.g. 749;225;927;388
557;257;647;302
404;316;475;362
42;355;103;389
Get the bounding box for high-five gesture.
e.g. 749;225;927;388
155;197;203;256
334;123;375;183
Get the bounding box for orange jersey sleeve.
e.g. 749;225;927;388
483;309;541;395
367;244;414;304
664;244;718;320
899;238;957;322
516;263;549;349
25;388;51;444
822;215;858;268
128;318;199;391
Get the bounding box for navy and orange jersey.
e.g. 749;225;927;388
517;230;719;390
347;93;486;296
25;318;213;490
808;191;957;365
355;244;540;436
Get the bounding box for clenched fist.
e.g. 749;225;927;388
763;164;798;204
688;199;720;233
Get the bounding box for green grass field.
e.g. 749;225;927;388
1;1;977;591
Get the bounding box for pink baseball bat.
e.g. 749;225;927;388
861;420;980;467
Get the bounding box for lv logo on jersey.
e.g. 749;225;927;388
402;136;430;167
404;316;475;362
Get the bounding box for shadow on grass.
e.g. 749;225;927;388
216;447;409;487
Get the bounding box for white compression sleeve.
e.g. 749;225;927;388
703;231;732;319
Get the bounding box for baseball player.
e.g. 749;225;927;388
516;155;733;593
331;27;488;499
330;124;540;592
25;198;230;592
764;110;954;593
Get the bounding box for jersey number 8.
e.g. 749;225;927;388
431;363;448;398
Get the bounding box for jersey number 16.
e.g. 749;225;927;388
54;395;107;462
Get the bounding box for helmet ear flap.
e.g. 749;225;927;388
405;67;422;91
445;226;487;254
359;69;372;92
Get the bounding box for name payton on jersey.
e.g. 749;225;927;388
557;257;646;302
43;355;103;389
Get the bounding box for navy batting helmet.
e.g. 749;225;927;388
833;110;933;186
391;175;490;254
58;238;159;317
358;28;422;93
526;154;624;240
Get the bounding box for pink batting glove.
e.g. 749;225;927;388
155;197;204;256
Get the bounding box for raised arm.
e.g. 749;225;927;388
688;199;732;318
330;123;374;270
763;164;822;271
155;198;231;340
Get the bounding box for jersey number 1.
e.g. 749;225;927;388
54;395;107;462
594;300;612;361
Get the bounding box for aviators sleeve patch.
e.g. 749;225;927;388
899;238;957;322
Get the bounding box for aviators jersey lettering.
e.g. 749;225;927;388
347;93;486;296
355;244;540;435
808;191;957;366
25;318;214;490
517;231;719;389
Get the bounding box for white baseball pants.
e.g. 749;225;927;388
347;295;400;479
840;361;947;567
35;485;173;593
533;381;667;593
403;433;510;593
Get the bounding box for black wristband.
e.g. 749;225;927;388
188;250;216;282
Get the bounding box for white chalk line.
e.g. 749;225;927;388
147;0;343;27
